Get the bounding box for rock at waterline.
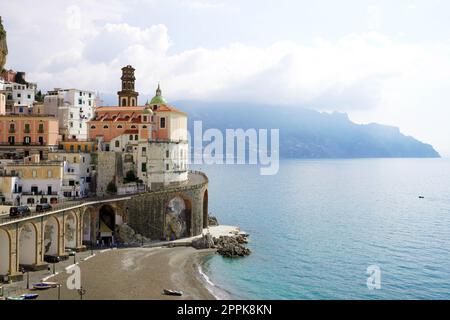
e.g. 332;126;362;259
191;232;251;257
191;233;215;249
214;234;251;257
208;215;219;227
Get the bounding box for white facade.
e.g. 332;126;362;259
138;141;189;189
48;152;92;198
2;81;36;112
44;89;96;141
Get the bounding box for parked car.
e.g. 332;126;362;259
44;255;60;264
9;206;31;218
36;203;52;213
65;249;76;257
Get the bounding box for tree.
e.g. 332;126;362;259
106;181;117;194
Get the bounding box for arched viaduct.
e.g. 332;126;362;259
0;171;208;282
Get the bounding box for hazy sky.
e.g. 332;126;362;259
2;0;450;155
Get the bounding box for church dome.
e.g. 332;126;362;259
143;107;153;114
150;83;167;105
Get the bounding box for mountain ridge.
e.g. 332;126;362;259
174;100;440;159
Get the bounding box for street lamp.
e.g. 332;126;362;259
73;252;76;264
21;268;29;290
77;286;86;300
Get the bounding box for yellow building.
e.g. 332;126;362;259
1;155;64;205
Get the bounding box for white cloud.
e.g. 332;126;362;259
2;0;450;155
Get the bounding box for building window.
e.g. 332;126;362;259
24;123;30;133
70;122;73;128
90;125;96;129
23;136;31;145
9;123;15;133
142;125;147;129
142;147;146;153
117;125;123;129
166;150;169;158
78;99;82;105
32;170;37;178
47;170;52;178
70;145;74;152
129;135;133;141
131;125;137;129
160;117;166;129
27;94;31;99
103;125;109;129
115;141;120;148
122;98;127;106
166;164;169;171
141;163;147;172
70;113;73;119
135;135;138;140
80;123;82;128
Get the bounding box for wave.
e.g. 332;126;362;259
196;260;233;300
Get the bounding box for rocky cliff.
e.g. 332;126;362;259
0;17;8;71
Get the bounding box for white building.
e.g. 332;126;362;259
44;88;96;141
48;152;93;198
0;155;64;205
2;81;36;113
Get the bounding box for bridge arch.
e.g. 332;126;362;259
165;196;192;240
64;212;77;249
203;189;209;228
19;222;38;267
44;216;60;256
82;208;95;245
0;228;11;275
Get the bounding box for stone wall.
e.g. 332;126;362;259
124;173;208;240
96;152;122;196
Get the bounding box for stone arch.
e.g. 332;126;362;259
203;189;209;229
64;212;77;249
44;216;60;256
19;222;38;267
165;195;192;240
82;208;95;245
0;228;11;275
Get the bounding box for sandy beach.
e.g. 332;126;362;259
34;247;217;300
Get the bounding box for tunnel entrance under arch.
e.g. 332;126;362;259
0;229;10;276
203;189;209;229
98;205;116;246
19;223;37;268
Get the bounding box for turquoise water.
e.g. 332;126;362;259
195;159;450;299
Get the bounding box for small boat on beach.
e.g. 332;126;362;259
41;282;59;288
21;293;39;300
163;289;183;296
6;296;25;300
32;283;53;290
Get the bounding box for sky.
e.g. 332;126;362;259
1;0;450;156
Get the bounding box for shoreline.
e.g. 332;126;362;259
33;246;218;300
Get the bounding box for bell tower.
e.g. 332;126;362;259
117;65;139;106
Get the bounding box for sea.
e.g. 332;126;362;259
194;158;450;299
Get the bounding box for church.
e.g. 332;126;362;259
89;65;189;194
